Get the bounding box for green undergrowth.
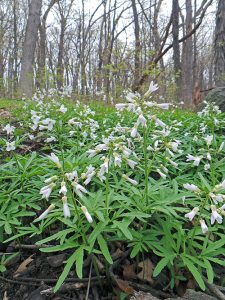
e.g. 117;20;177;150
0;94;225;294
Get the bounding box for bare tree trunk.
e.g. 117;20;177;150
0;52;4;97
172;0;182;102
131;0;141;89
57;15;66;91
13;0;18;96
182;0;193;106
214;0;225;86
19;0;42;97
37;0;57;90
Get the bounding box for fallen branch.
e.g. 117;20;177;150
203;277;225;300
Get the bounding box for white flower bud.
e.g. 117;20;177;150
81;206;93;223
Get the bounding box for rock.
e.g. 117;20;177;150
130;291;160;300
198;87;225;112
166;289;217;300
27;286;48;300
47;254;66;268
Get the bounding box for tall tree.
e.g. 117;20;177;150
19;0;42;97
214;0;225;86
182;0;193;106
172;0;182;101
131;0;141;89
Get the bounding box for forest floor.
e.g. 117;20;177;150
0;98;225;300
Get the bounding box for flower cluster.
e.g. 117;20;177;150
37;153;93;224
183;179;225;233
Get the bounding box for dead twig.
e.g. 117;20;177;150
14;244;50;250
0;275;39;287
85;260;93;300
0;275;105;284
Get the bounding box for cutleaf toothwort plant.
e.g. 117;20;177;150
0;87;225;292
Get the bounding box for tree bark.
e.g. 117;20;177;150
172;0;182;101
131;0;141;89
214;0;225;86
182;0;193;106
19;0;42;97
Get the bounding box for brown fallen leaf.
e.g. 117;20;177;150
137;258;154;284
14;254;34;278
115;278;135;295
123;263;137;280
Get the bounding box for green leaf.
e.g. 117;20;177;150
75;247;84;279
198;172;211;191
54;250;77;292
89;221;108;245
182;257;205;290
153;257;170;277
97;234;113;264
130;243;142;258
4;222;12;235
114;221;133;240
203;258;214;284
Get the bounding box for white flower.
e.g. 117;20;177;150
87;149;98;157
126;159;137;169
154;117;166;128
72;182;88;196
99;158;109;177
29;134;35;140
122;147;132;157
62;196;70;218
211;205;223;224
45;136;56;143
204;135;213;147
219;141;224;152
40;183;55;199
3;124;15;135
41;118;56;131
59;181;67;195
161;165;169;174
157;103;170;110
115;103;127;110
95;144;108;151
47;153;61;168
183;183;200;192
186;154;202;166
38;204;55;221
44;175;58;184
122;174;138;185
145;81;158;95
166;157;178;168
200;219;208;234
185;207;199;221
215;179;225;191
81;206;93;223
131;125;138;138
193;136;198;142
204;163;210;171
65;171;78;181
113;153;122;167
59;104;67;113
156;169;167;179
170;141;181;152
84;171;95;185
209;193;225;204
6;141;16;151
206;153;211;161
137;114;147;127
